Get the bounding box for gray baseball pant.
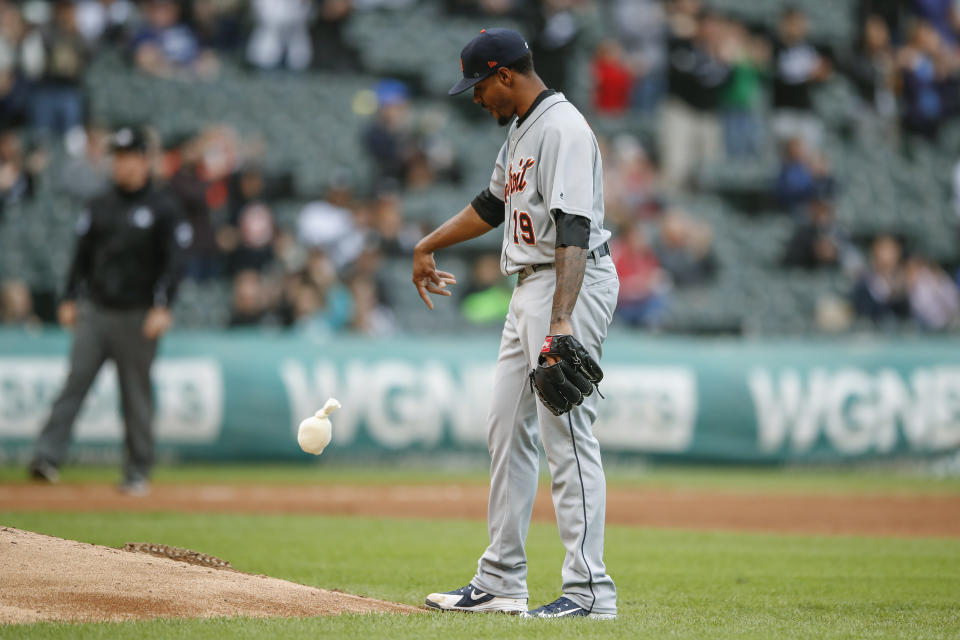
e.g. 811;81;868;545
32;302;158;482
472;254;619;616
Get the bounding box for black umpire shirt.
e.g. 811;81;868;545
64;181;188;310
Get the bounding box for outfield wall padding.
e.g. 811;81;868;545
1;329;959;463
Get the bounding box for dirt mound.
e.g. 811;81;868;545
0;527;420;624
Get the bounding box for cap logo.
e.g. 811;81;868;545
115;128;133;146
487;61;497;68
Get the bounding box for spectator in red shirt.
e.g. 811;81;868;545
592;40;634;114
611;222;669;327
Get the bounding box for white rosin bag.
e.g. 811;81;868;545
297;398;341;455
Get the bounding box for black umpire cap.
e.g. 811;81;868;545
110;126;148;153
448;28;530;96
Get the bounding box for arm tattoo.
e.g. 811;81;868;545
551;245;587;326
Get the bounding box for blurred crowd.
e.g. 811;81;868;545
593;0;960;332
592;0;960;147
166;123;425;337
0;0;364;139
1;0;960;335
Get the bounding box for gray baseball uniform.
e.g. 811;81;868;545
470;91;618;616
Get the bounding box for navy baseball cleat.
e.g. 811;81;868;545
424;584;527;614
522;596;617;619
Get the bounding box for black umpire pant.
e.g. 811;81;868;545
32;302;158;482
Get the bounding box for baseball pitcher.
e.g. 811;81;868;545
412;28;618;619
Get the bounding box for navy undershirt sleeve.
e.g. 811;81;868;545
471;188;505;228
553;210;590;249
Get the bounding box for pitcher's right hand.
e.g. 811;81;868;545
412;248;457;310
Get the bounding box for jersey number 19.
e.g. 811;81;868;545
512;209;535;246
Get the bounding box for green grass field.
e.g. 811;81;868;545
2;465;960;639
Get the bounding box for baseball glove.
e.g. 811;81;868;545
529;334;604;416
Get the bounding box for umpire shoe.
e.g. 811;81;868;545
117;478;151;497
522;596;616;620
28;460;60;484
424;584;527;614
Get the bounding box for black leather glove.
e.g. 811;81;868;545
529;334;603;416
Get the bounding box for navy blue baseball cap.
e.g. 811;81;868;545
448;28;531;96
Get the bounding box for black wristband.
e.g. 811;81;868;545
554;210;590;249
471;188;505;228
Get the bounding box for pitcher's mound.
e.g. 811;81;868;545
0;527;420;624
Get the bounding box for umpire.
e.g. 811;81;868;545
28;126;188;496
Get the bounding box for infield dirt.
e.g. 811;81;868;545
2;484;959;537
0;527;420;624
